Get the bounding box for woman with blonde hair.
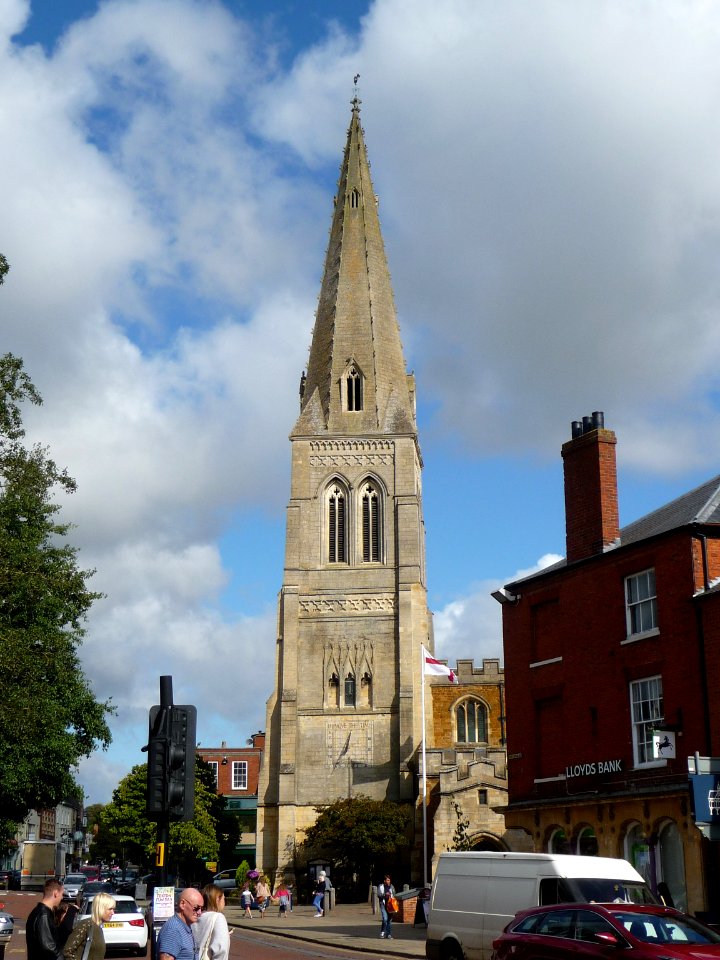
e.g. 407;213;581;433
193;884;230;960
62;893;116;960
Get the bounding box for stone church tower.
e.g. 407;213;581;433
256;99;432;880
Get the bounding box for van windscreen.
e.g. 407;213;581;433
563;878;658;905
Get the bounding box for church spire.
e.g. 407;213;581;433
295;99;417;437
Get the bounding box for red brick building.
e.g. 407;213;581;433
197;733;265;865
499;412;720;917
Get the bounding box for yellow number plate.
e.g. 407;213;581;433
104;922;122;928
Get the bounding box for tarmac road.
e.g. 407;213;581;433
1;890;426;960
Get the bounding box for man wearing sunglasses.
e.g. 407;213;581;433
157;888;204;960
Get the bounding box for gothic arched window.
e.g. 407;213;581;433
456;699;488;744
327;483;347;563
361;481;381;562
346;366;363;411
344;674;356;706
350;188;360;209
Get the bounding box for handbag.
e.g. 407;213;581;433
199;913;218;960
386;894;399;915
81;924;94;960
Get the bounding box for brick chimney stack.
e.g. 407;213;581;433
562;411;619;564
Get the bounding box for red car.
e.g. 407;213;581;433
492;902;720;959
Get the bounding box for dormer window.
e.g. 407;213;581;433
350;188;360;209
346;366;363;411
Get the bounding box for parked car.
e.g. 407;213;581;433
0;901;13;960
212;870;237;891
63;874;88;901
491;902;720;960
76;894;148;956
81;881;116;898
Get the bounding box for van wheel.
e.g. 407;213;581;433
442;942;463;960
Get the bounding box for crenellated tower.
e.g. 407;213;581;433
256;98;432;881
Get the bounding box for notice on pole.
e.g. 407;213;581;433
153;887;176;921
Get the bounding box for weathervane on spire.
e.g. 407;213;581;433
352;74;361;113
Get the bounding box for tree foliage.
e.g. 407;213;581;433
451;801;473;851
301;795;412;891
93;761;220;879
0;325;112;842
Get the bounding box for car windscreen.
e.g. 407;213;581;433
562;878;659;905
612;910;720;944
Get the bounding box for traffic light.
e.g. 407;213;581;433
146;706;167;818
145;703;197;821
166;705;196;821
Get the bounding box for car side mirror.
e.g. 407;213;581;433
594;932;622;947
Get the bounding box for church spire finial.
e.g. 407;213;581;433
352;74;361;114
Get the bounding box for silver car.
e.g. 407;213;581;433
212;869;237;891
63;873;87;901
0;901;14;960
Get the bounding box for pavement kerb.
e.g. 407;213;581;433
223;901;427;958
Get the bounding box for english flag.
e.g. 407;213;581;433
422;646;458;683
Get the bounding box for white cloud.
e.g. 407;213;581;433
7;0;720;804
434;554;563;668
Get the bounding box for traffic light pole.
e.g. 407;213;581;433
144;675;197;889
154;676;173;888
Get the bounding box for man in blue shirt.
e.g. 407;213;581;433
157;888;204;960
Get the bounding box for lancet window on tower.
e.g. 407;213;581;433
327;483;347;563
346;365;363;411
361;481;382;562
456;699;488;744
350;188;360;209
344;674;356;706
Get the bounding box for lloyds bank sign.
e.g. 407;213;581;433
565;758;623;778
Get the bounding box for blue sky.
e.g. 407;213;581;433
3;0;720;804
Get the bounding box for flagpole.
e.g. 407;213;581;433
421;645;428;888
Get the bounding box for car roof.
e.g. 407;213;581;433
513;902;682;921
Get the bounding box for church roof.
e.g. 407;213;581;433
293;99;416;438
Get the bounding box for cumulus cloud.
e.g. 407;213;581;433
434;554;563;668
6;0;720;801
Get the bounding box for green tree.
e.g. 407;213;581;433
94;761;219;881
301;795;412;897
0;330;112;845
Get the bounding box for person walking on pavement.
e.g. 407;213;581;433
276;880;290;918
26;878;64;960
255;877;270;919
240;882;253;919
312;871;326;917
193;884;231;960
377;874;396;939
157;888;204;960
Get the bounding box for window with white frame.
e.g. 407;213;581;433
208;761;218;785
625;569;658;637
630;676;663;766
232;760;248;790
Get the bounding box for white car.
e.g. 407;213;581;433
77;894;148;955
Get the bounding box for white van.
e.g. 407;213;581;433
425;851;656;960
